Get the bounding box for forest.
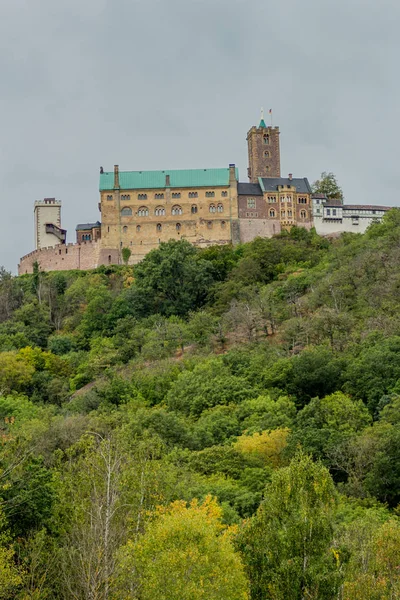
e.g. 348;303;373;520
1;211;400;599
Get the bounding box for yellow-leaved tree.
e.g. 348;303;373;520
115;496;249;600
234;427;289;468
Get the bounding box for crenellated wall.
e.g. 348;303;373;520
18;242;103;274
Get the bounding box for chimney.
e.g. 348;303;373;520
229;164;236;186
114;165;120;189
288;173;293;181
166;174;170;187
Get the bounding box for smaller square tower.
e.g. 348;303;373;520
247;116;280;183
34;198;65;249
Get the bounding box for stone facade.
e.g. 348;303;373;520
237;176;313;241
247;124;281;182
76;221;101;244
99;165;239;265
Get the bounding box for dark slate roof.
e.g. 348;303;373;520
237;182;263;196
342;205;391;211
323;198;343;206
260;177;312;194
312;193;328;199
76;221;101;231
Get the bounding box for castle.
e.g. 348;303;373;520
18;117;390;274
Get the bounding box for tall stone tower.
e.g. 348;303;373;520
247;115;281;182
34;198;66;249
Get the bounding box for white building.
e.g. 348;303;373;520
34;198;66;249
312;194;391;235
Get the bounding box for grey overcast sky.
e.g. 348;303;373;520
1;0;399;271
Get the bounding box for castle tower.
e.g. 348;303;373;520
247;114;280;182
34;198;66;249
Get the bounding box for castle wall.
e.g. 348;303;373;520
239;218;281;242
313;215;378;236
18;241;102;274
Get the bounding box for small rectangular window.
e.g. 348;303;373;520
247;198;256;209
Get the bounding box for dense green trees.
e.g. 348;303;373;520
0;217;400;596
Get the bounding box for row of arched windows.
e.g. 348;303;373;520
120;204;223;217
106;190;228;201
267;209;307;219
209;204;224;213
121;221;227;234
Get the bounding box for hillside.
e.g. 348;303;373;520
1;213;400;598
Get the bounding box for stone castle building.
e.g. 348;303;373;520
18;118;316;274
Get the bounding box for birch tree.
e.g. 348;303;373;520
237;453;341;600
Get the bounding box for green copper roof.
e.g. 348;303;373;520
99;167;239;191
259;119;267;128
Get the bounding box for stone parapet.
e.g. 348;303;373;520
18;241;102;274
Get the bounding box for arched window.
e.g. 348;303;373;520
155;206;166;216
263;134;269;145
206;191;215;198
300;210;307;219
191;205;198;214
123;226;128;233
221;191;228;197
269;209;275;218
156;223;162;232
209;204;216;213
136;225;141;232
121;194;130;201
217;203;223;213
172;192;181;199
288;210;292;218
189;192;198;199
207;221;213;229
172;205;182;215
108;255;112;264
137;206;149;217
264;151;270;157
281;210;286;218
221;221;226;229
138;193;147;200
176;223;181;232
155;193;164;200
121;207;132;216
106;194;113;201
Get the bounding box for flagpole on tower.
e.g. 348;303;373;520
269;108;273;127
